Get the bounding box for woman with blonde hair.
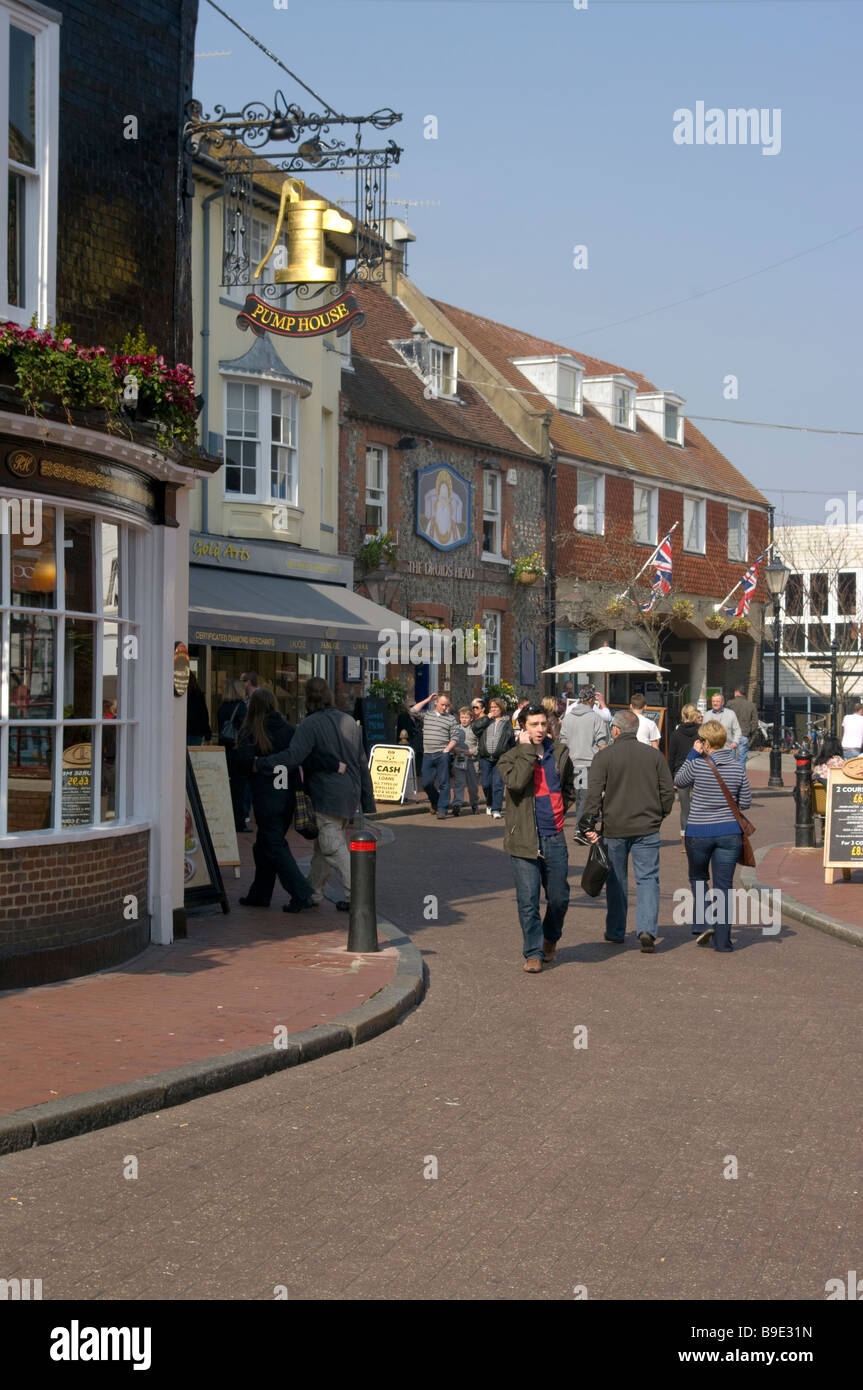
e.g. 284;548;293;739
541;695;561;741
674;718;752;951
667;703;702;851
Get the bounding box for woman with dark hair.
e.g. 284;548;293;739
186;672;212;746
231;688;334;913
668;703;702;853
217;677;250;831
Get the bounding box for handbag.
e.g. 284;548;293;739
293;788;319;839
581;836;611;897
705;756;756;867
220;701;244;743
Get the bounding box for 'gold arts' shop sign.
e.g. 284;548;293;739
236;292;365;340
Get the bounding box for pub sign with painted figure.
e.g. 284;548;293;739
416;464;471;552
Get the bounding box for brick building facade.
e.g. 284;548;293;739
0;0;208;987
339;284;547;714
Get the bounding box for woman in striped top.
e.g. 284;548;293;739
674;719;752;952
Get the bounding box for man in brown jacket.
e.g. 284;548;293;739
581;709;675;952
498;704;576;973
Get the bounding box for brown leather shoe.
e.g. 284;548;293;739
523;958;543;973
542;939;557;962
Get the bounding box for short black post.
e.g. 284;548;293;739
347;833;379;952
794;747;814;848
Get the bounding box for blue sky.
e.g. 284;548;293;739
194;0;863;524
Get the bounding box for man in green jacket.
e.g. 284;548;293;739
498;704;576;974
581;709;675;952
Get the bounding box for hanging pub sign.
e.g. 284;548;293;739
236;291;364;340
416;464;471;552
235;178;365;340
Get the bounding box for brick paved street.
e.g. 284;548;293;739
2;784;862;1301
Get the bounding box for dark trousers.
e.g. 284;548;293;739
509;832;571;959
246;801;312;906
685;833;741;951
422;751;451;813
479;757;493;805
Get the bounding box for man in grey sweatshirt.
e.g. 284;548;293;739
559;686;609;835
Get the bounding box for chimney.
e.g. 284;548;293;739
383;217;416;293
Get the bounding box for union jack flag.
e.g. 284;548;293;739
640;533;673;613
723;556;763;617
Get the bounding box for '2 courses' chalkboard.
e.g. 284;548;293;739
825;778;863;864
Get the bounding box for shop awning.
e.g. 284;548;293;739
189;566;421;659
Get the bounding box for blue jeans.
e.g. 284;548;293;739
604;832;661;941
422;751;451;814
736;736;750;763
489;763;505;814
510;831;571;960
685;833;741;951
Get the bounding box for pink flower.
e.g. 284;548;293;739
61;338;73;349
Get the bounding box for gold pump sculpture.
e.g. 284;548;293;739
254;178;354;285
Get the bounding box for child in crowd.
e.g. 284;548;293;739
451;706;480;815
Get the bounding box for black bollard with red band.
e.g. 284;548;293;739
794;747;814;848
347;833;379;953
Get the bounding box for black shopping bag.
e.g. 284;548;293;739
581;837;610;898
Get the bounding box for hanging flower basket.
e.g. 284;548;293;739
704;612;726;631
509;552;546;584
604;599;628;622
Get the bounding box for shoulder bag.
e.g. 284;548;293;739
219;701;244;743
705;757;757;867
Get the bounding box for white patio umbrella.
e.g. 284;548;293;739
543;644;669;676
543;644;669;704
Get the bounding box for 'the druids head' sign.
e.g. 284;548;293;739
236;291;364;340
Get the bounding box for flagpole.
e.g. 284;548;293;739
616;520;680;601
712;545;772;612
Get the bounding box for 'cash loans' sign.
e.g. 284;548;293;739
369;745;413;803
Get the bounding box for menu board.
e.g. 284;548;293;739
369;745;415;803
823;762;863;874
187;746;240;868
183;753;229;914
355;697;394;753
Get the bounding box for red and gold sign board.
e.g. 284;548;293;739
236;291;364;340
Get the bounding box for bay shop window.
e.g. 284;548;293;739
2;504;142;834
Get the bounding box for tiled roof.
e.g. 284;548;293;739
432;298;770;509
342;283;538;460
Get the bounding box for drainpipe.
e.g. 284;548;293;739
199;186;222;535
544;414;556;695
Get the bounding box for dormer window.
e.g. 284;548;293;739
390;329;458;399
615;385;634;430
512;355;584;415
636;390;685;446
582;374;637;429
428;342;456;398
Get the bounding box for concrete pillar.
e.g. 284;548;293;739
691;638;708;714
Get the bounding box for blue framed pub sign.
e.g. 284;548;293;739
415;464;471;552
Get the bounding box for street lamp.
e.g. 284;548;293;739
764;553;789;787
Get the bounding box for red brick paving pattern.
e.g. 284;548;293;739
0;831;396;1114
1;783;861;1301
